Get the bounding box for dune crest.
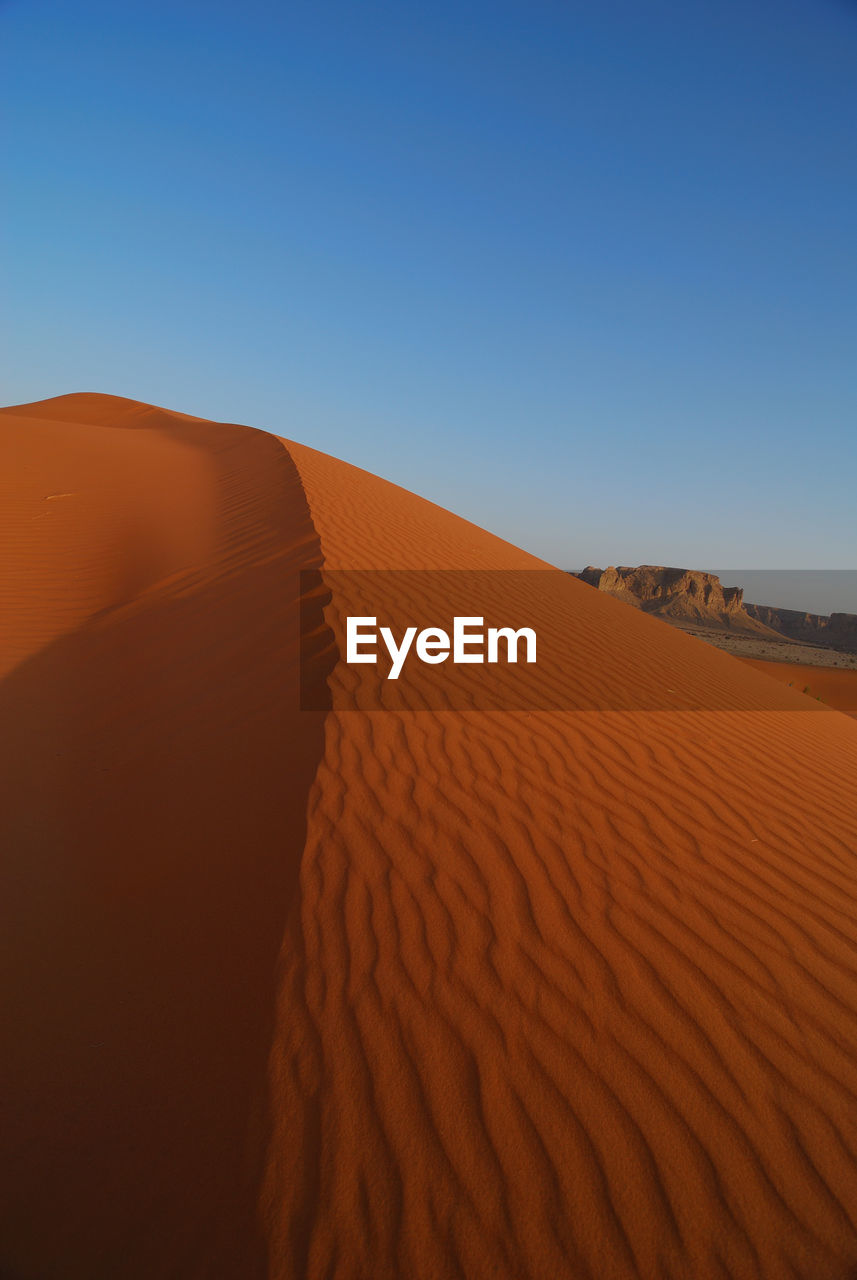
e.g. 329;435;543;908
0;394;331;1278
2;396;857;1279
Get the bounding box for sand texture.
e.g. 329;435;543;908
741;658;857;720
3;395;857;1280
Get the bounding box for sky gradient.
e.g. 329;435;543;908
2;0;855;571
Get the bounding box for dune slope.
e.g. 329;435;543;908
2;396;857;1280
263;438;857;1280
740;658;857;720
0;395;332;1278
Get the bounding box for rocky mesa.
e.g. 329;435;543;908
576;565;857;651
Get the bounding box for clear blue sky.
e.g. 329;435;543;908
2;0;855;569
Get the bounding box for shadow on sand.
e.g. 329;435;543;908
0;419;335;1278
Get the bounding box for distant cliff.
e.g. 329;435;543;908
576;566;857;651
744;603;857;650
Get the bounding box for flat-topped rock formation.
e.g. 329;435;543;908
577;565;857;652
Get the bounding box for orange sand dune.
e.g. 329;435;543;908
3;394;857;1280
741;658;857;720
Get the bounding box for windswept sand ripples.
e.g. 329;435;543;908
262;439;857;1280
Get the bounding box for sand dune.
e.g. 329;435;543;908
3;395;857;1279
741;658;857;720
0;395;331;1278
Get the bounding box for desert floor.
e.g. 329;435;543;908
676;624;857;670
